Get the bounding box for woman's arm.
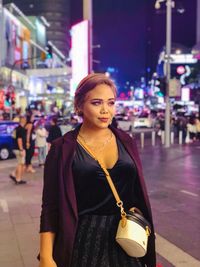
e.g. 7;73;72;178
40;232;55;260
39;143;59;266
26;123;32;148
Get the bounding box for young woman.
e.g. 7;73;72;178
39;73;156;267
25;114;36;173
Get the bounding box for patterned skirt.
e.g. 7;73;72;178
70;214;143;267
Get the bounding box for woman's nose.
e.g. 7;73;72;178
100;104;108;113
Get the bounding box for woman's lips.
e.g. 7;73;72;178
98;118;109;122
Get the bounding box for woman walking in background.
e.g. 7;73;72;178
25;114;36;173
35;118;48;167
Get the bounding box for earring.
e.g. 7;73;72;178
77;110;83;116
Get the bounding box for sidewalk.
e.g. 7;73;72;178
0;142;199;267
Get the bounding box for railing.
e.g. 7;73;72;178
129;128;186;148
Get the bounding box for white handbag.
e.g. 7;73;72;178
77;138;151;257
116;207;151;257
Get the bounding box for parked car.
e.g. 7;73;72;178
133;114;152;128
0;121;18;160
116;113;153;131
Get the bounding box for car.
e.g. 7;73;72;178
133;114;152;128
115;113;129;121
115;113;132;131
0;121;19;160
116;113;153;131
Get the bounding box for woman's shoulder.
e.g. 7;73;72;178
52;128;77;146
111;126;134;142
25;122;33;129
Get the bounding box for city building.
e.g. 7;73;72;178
0;3;72;116
3;0;71;57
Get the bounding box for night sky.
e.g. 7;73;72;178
71;0;197;84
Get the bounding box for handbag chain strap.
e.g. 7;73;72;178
77;137;127;219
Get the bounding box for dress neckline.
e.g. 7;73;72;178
77;138;120;170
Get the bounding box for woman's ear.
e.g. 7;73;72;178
76;109;83;116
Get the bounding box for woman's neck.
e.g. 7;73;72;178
79;124;111;139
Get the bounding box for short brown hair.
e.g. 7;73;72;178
74;73;117;116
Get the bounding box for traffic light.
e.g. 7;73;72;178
46;44;53;59
158;77;166;96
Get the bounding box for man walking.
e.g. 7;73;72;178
47;117;62;150
10;115;27;184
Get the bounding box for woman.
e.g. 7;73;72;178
35;118;48;166
25;114;36;173
39;73;156;267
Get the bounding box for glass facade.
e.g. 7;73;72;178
3;0;70;56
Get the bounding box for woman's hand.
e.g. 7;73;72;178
39;257;57;267
26;142;30;149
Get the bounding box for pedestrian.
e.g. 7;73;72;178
46;117;62;150
187;117;196;143
69;116;80;129
9;115;27;184
195;117;200;141
178;118;187;143
38;73;156;267
111;116;119;128
25;114;36;173
35;119;48;166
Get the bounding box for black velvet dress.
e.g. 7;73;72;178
71;138;143;267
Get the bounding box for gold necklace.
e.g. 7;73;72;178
78;131;113;153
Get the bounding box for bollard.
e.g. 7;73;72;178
171;131;174;144
179;131;183;145
161;131;165;145
140;132;144;148
152;131;156;146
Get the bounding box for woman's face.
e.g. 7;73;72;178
81;84;116;129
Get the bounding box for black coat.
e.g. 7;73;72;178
47;125;62;143
40;125;156;267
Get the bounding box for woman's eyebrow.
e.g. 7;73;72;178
90;98;115;101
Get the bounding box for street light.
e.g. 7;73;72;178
155;0;175;147
155;0;166;9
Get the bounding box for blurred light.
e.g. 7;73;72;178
171;54;197;64
40;16;50;27
181;87;190;102
175;49;182;54
155;1;161;9
105;72;110;77
107;67;116;73
153;72;158;78
176;66;185;75
176;2;185;14
147;67;151;73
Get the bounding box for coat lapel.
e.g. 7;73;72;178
61;127;81;220
110;126;152;219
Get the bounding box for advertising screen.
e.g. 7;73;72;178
71;20;89;96
3;8;30;67
181;87;190;102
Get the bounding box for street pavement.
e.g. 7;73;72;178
0;141;199;267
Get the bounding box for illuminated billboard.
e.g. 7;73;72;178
181;87;190;102
71;20;90;96
3;8;31;67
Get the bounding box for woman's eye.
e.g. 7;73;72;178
91;101;101;106
108;101;115;106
